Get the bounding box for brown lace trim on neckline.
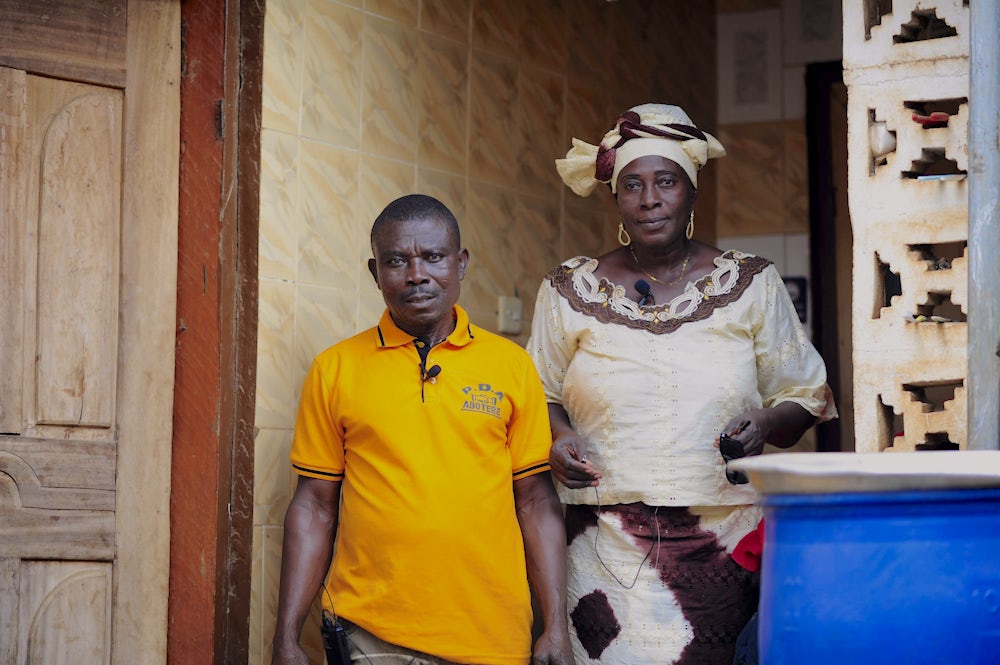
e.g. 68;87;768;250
546;251;772;335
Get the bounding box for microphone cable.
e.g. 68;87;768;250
591;485;661;590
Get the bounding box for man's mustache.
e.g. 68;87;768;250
403;287;437;299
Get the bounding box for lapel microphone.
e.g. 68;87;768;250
422;365;442;382
635;279;654;307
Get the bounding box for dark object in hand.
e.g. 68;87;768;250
720;433;749;485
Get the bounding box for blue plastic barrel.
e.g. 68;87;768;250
730;451;1000;665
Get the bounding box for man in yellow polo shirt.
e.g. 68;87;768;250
272;194;574;665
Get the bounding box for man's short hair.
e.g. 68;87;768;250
371;194;461;252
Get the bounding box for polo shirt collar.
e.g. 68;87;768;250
375;305;475;348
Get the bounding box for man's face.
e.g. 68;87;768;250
368;215;468;339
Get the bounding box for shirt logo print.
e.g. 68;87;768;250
461;383;504;419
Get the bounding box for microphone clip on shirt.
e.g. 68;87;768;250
634;279;654;307
415;336;442;383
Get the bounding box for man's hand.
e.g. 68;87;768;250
271;641;311;665
531;627;576;665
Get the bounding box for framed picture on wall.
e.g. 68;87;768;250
717;9;783;124
783;0;843;64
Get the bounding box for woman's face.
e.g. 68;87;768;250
615;155;695;248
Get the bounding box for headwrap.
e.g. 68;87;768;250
556;103;726;196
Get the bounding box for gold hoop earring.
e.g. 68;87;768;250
618;222;632;246
686;211;695;240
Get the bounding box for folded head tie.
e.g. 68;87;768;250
556;103;725;196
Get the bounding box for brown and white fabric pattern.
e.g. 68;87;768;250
564;503;760;665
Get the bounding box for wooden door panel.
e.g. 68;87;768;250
20;560;112;665
0;435;115;560
0;70;118;564
0;437;115;503
0;504;114;561
0;68;27;435
31;76;121;428
0;559;113;665
1;559;17;664
0;0;126;88
1;70;123;435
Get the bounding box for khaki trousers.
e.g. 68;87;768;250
340;619;481;665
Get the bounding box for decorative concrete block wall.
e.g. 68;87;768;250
845;0;970;452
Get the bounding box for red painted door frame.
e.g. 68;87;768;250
169;1;262;663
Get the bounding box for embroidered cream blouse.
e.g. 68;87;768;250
527;250;837;507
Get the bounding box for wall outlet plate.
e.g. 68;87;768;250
498;296;522;334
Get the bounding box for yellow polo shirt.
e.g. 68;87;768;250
290;306;551;665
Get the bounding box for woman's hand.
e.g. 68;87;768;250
719;409;770;458
719;402;818;457
549;434;602;489
547;403;602;489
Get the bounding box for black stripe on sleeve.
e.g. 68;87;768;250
512;461;550;479
292;464;344;480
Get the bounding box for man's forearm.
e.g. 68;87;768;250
525;508;569;631
273;478;341;655
515;474;569;630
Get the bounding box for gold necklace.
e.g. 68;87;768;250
628;244;692;286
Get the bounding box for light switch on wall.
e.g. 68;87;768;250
498;296;522;334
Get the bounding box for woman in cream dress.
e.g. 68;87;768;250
528;104;837;665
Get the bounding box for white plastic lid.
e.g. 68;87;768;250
729;450;1000;494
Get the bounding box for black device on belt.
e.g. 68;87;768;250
321;612;352;665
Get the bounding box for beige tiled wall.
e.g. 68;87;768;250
251;1;716;662
717;119;809;237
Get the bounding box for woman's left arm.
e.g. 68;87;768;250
724;266;834;457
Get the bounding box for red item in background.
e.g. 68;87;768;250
911;111;949;128
732;518;765;572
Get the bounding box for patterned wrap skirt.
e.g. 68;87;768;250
564;502;760;665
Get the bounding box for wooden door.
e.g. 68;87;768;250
0;2;179;663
